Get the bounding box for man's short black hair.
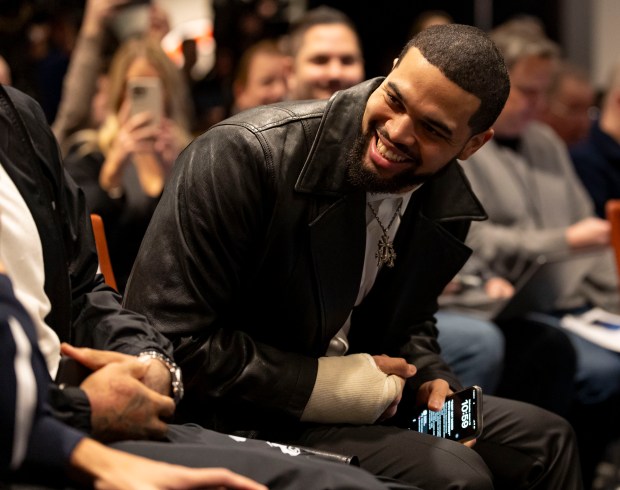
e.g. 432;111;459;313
397;24;510;134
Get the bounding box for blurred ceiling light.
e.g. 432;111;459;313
161;17;215;80
157;0;215;80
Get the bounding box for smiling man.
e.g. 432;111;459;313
125;24;582;489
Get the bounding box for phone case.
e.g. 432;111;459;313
127;77;163;124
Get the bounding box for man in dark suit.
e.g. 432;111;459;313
125;24;583;488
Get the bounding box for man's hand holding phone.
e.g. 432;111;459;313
417;378;451;412
410;383;483;445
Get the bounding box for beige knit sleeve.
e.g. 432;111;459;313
300;353;404;424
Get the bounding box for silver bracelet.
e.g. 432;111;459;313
138;350;184;404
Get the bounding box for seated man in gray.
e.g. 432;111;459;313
460;19;620;485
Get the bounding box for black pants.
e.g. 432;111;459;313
267;396;583;490
6;426;417;490
496;316;578;417
112;425;418;490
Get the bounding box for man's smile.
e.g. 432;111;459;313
367;128;416;176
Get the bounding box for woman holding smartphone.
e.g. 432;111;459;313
64;37;192;293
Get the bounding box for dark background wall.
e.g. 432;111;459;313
307;0;561;79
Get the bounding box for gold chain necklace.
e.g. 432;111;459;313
367;200;402;268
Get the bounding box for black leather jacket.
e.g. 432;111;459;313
125;78;487;436
0;85;174;432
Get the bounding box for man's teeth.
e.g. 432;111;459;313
376;138;406;162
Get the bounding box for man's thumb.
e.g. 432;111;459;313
125;357;151;378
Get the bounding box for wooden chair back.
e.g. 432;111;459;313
606;200;620;280
90;214;118;291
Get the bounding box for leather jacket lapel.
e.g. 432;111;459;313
309;191;366;343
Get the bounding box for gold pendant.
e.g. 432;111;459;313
375;233;397;268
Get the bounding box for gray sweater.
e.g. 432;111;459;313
461;121;618;311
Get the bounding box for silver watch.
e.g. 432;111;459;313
139;351;184;404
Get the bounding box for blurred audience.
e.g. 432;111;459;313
492;13;548;38
0;3;79;123
64;36;192;293
409;10;453;37
231;39;288;113
213;0;290;64
283;6;364;101
538;61;597;147
571;61;620;218
192;0;291;131
52;0;116;154
53;0;171;155
461;20;620;486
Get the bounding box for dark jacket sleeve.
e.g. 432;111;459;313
2;86;176;433
0;274;84;475
5;85;175;359
124;125;318;423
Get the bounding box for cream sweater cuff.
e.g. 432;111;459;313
300;353;403;424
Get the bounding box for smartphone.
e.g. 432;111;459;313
409;385;483;442
127;77;163;125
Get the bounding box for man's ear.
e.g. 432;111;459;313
458;129;494;160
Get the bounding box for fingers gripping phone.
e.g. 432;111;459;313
127;77;163;125
409;385;483;442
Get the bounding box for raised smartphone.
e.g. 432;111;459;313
127;77;163;125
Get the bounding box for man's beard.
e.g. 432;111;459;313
345;129;432;193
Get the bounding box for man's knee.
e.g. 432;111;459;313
292;424;494;489
385;434;494;490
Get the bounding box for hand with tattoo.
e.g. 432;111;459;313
62;344;175;441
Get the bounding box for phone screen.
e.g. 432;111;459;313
409;385;483;442
127;77;163;125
